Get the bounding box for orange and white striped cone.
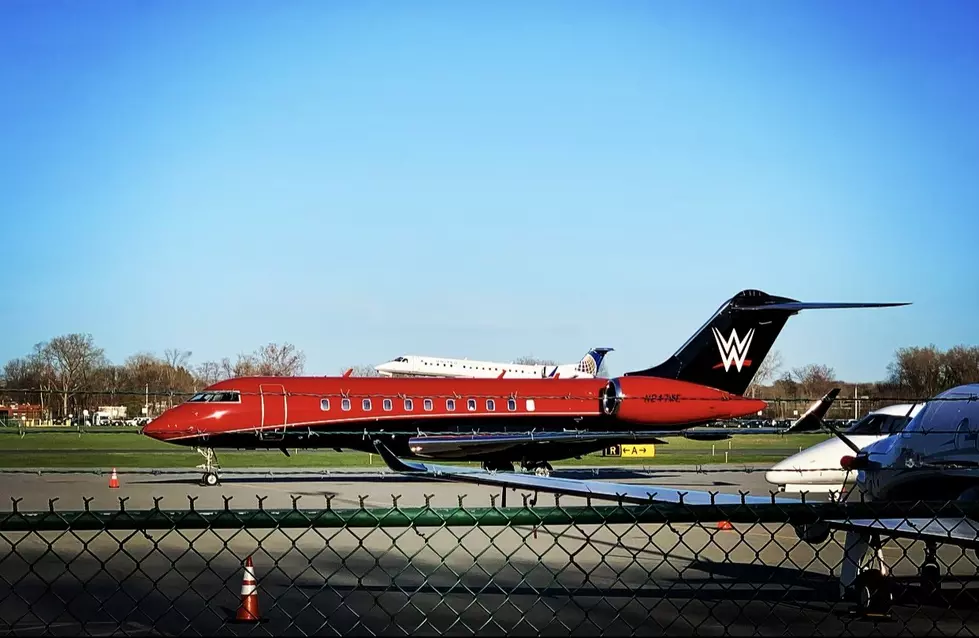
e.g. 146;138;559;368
108;468;119;489
232;557;263;623
716;521;734;531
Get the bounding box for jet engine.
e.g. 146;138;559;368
599;377;767;426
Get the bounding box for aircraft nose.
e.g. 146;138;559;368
764;458;801;487
141;418;168;441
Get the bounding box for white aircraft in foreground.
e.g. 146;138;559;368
766;401;924;494
374;347;614;379
373;383;979;616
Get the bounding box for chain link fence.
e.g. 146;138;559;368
2;495;979;636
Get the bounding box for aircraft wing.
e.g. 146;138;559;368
373;441;799;506
822;516;979;549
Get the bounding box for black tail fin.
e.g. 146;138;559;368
625;289;909;396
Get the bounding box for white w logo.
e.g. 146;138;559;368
712;327;755;373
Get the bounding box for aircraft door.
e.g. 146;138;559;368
260;384;288;441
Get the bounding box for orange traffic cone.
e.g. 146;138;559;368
233;557;262;623
716;521;734;531
108;468;119;489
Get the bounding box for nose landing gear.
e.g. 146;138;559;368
196;447;221;486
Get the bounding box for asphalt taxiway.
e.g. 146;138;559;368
0;464;783;511
1;467;977;636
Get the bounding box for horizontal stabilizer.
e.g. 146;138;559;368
372;441;799;506
741;301;911;312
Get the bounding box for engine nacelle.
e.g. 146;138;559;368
599;376;767;426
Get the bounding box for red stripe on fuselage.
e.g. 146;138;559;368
141;375;764;444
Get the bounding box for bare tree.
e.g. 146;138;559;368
887;345;944;398
939;345;979;388
790;363;836;398
161;348;193;407
748;349;783;397
255;343;306;376
220;354;259;378
37;333;106;417
194;361;223;388
344;365;380;377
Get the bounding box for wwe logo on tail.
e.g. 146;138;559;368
712;327;755;373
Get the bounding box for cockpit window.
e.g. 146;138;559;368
394;357;408;362
883;415;913;434
902;403;934;437
188;391;241;403
844;414;886;435
845;413;915;436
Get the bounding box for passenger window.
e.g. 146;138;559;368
507;398;516;411
424;398;433;411
526;399;535;412
341;398;351;411
467;399;477;411
383;398;393;411
320;399;330;411
446;399;456;411
404;399;414;411
362;398;372;411
486;399;496;411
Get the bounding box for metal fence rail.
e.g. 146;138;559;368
2;498;979;636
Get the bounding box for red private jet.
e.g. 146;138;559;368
142;290;908;486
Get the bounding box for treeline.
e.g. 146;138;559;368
749;346;979;420
0;334;308;419
1;333;976;420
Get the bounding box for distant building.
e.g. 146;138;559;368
0;403;45;423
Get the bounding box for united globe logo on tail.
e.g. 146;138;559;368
712;327;755;373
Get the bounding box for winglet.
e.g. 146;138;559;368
786;388;841;434
342;368;353;378
498;370;506;379
372;440;425;473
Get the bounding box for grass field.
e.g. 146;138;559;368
0;429;831;469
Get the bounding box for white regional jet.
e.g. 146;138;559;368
374;348;614;379
766;402;924;494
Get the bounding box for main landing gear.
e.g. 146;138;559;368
478;460;553;477
848;538;945;616
521;460;553;477
920;541;942;594
848;534;893;617
196;447;221;486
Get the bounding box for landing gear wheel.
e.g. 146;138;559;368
855;569;892;616
920;561;941;585
795;522;830;545
202;472;219;487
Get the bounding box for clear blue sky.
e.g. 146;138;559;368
1;1;977;382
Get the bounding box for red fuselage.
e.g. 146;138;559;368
142;375;766;463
